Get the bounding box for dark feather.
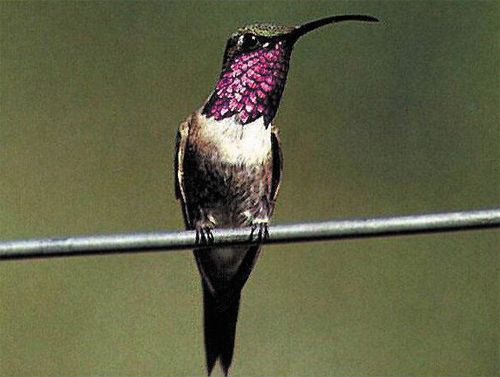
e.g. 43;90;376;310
202;281;240;376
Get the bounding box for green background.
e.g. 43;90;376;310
0;1;498;376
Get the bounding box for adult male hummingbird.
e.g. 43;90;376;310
175;14;378;375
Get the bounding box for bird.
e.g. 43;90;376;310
174;14;378;376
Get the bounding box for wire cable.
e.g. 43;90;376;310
1;208;498;261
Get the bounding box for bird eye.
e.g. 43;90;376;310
239;34;259;50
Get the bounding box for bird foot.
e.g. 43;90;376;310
250;221;269;243
195;225;214;245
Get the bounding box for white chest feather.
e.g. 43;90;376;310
199;115;272;165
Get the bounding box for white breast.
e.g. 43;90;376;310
199;115;272;165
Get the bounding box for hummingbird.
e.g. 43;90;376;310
175;14;378;375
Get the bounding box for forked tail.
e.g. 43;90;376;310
202;282;240;376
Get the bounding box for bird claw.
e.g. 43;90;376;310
195;226;214;245
250;222;269;243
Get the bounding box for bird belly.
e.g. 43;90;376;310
186;114;273;226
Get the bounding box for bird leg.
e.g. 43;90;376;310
195;225;214;245
195;212;216;245
250;218;270;243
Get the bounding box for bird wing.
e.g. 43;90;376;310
269;124;283;215
174;115;192;228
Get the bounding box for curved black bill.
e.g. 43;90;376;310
292;14;379;40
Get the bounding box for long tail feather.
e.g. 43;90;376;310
202;282;240;376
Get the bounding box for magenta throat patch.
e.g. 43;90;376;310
203;41;291;126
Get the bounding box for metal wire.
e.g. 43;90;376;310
0;208;498;261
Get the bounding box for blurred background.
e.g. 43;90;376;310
0;1;498;376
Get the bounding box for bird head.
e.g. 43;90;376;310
204;15;378;125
